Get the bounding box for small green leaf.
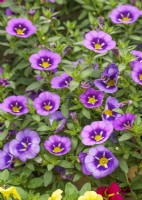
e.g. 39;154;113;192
119;158;128;174
118;133;133;142
80;183;91;195
37;126;51;131
69;81;79;91
43;171;52;187
28;177;43;188
82;108;91;119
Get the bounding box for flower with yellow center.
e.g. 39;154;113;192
0;186;21;200
78;191;103;200
104;109;113;117
40;61;51;68
48;189;63;200
88;97;97;105
106;79;115;87
139;74;142;81
94;43;102;50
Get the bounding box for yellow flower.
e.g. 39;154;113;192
48;189;63;200
0;186;21;200
78;191;103;200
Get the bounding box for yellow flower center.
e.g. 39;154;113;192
12;106;20;113
41;61;51;68
106;79;115;87
122;17;130;21
53;146;63;153
104;109;113;116
44;104;52;111
139;74;142;80
88;97;97;104
15;27;26;35
94;135;102;141
99;157;108;166
94;43;102;50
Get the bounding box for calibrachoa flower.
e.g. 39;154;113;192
34;91;60;116
0;186;21;200
130;50;142;67
81;121;113;145
102;96;121;122
44;135;71;156
48;189;63;200
0;95;29;116
0;143;13;170
78;191;103;200
49;111;67;132
113;113;135;131
9;128;40;162
94;63;119;93
109;4;141;24
97;182;124;200
80;88;104;108
83;31;116;53
51;73;73;89
6;18;36;38
131;63;142;85
84;145;119;178
29;49;61;71
78;152;92;175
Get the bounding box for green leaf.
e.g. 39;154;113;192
58;160;73;168
16;187;28;200
28;177;43;188
26;82;42;91
82;108;91;119
61;103;69;118
118;133;133;142
38;194;50;200
65;182;79;199
0;169;9;181
119;158;128;174
69;81;79;91
32;114;41;122
79;183;91;195
0;129;8;141
43;171;52;187
131;176;142;190
37;126;51;131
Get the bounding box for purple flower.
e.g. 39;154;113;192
0;143;13;170
130;50;142;67
80;88;104;108
47;0;56;2
44;135;71;156
73;59;84;67
83;31;116;53
29;49;61;71
51;73;73;89
78;152;92;175
131;63;142;85
84;145;119;178
113;113;135;131
102;96;121;122
81;121;113;145
5;8;14;16
49;111;66;132
94;63;119;93
80;81;92;89
109;4;141;24
35;75;43;81
9;128;40;162
29;9;36;15
0;67;3;74
6;18;36;38
0;78;10;86
33;91;60;116
0;96;29;116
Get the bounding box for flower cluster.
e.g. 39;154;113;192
0;0;141;199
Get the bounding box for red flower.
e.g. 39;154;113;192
96;182;124;200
